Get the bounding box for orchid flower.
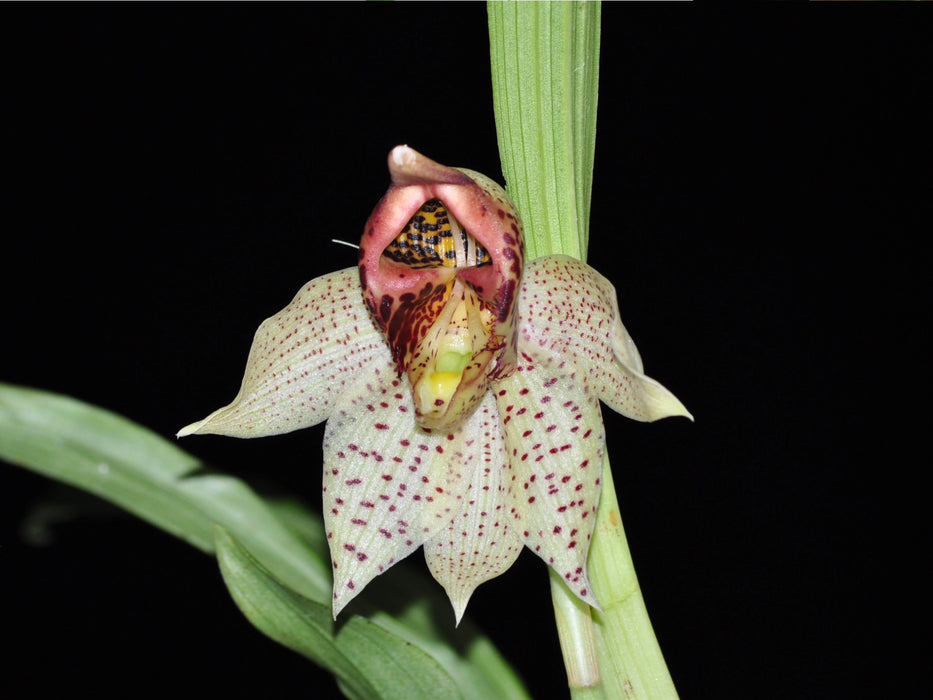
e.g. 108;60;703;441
179;146;691;623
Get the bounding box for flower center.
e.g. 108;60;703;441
379;199;498;429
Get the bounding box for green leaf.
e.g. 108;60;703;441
488;0;600;261
0;382;330;600
0;382;531;700
360;568;532;700
214;526;462;700
266;497;531;700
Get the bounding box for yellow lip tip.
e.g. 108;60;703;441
429;371;462;399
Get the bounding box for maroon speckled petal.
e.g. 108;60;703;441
494;349;604;609
323;362;494;617
518;255;692;422
178;267;389;438
421;392;523;624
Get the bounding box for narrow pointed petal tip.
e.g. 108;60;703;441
627;372;694;423
177;401;257;438
448;590;472;628
176;418;208;438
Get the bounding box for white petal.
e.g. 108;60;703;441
322;361;475;618
518;255;692;422
178;268;389;438
495;351;604;609
421;392;524;624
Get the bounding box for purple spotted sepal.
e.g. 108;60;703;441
358;146;524;431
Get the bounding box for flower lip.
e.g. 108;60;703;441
358;146;525;430
360;146;523;312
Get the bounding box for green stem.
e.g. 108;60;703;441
488;0;598;262
488;2;678;697
586;453;679;699
549;566;599;688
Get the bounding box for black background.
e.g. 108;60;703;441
1;4;926;699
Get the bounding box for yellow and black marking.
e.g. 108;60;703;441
384;199;491;268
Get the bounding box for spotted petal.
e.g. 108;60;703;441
495;350;604;609
518;255;693;422
323;365;508;618
178;268;388;438
421;391;523;624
